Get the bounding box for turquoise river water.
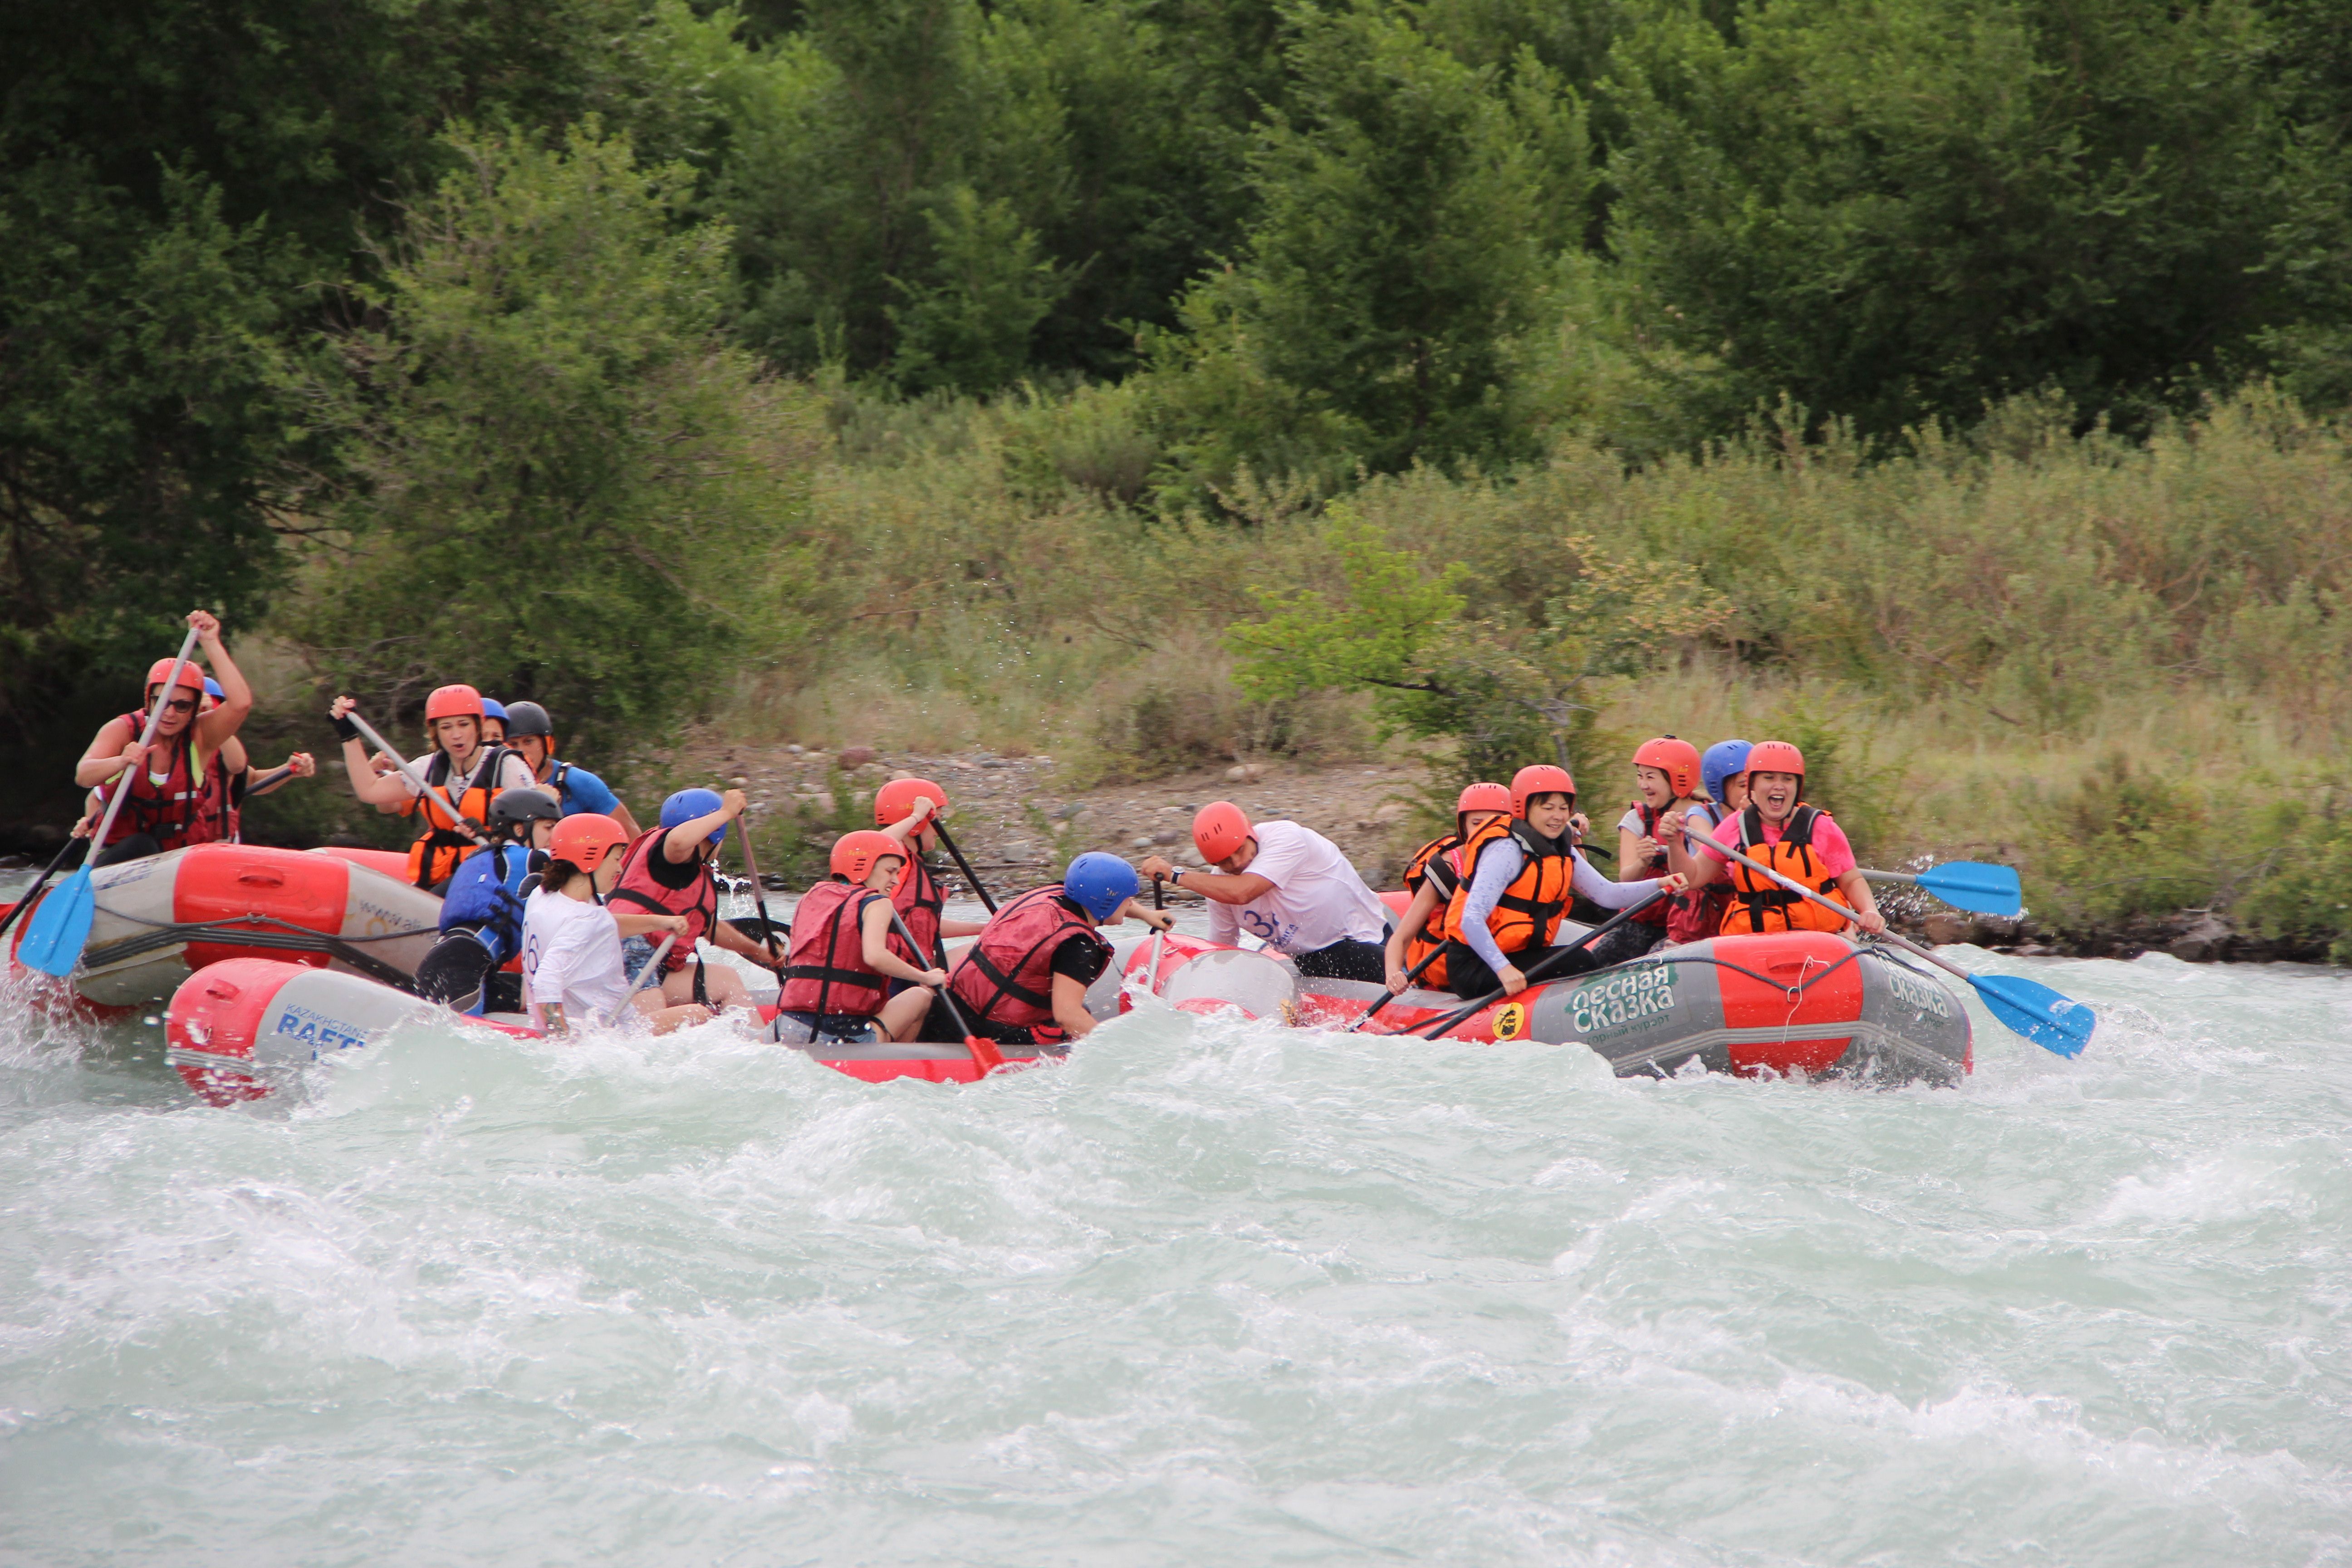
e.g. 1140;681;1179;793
2;910;2348;1565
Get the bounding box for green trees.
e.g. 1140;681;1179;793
286;127;816;744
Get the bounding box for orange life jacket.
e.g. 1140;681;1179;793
401;745;514;889
1400;832;1467;987
779;879;913;1018
605;827;719;972
1440;816;1575;960
1719;804;1854;935
947;885;1107;1043
96;711;202;851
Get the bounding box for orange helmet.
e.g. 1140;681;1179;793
1632;736;1703;798
1456;782;1511;826
144;658;207;697
873;776;948;828
425;683;485;722
1509;764;1576;819
1744;740;1806;798
830;829;906;886
1192;801;1253;864
549;813;627;870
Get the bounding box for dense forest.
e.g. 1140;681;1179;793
5;0;2351;950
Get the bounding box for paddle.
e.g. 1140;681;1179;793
929;818;997;915
341;710;492;848
20;627;202;976
0;838;87;943
1136;872;1168;1001
1859;861;2023;918
1400;886;1671;1041
733;813;786;964
1706;836;2092;1057
599;932;676;1026
885;906;1004;1073
1347;942;1446;1032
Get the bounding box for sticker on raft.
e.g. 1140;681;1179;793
271;1004;371;1057
1874;959;1955;1021
1491;1002;1528;1041
1568;962;1678;1039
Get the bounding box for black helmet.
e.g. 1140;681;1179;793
502;701;554;740
488;787;562;834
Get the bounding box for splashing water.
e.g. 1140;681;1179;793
1;933;2348;1565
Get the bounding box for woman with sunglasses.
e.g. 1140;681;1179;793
70;610;253;867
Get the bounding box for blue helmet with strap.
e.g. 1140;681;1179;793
1063;852;1138;920
661;787;729;846
480;698;509;722
1701;740;1754;805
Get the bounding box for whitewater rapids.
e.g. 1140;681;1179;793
1;904;2347;1564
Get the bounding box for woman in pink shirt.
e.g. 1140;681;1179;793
1678;741;1886;936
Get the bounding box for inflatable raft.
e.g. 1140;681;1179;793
1111;928;1974;1085
9;843;444;1013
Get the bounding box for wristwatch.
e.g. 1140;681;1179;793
1164;867;1189;887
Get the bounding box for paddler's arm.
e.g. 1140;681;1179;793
1136;853;1272;906
188;611;253;751
539;1001;570;1037
74;715;142;789
1832;867;1887;934
1384;881;1443;993
1051;972;1098;1042
878;795;936;851
858;897;946;987
614;911;689;941
608;801;644;839
328;696;420;809
710;908;784;970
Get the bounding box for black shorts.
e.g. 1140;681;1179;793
1291;936;1390;984
1440;937;1602;1000
916;995;1067;1054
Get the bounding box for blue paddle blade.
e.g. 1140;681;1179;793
1969;971;2094;1058
1915;861;2024;917
16;867;94;978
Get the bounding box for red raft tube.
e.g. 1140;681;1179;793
8;843;445;1016
1112;928;1974;1085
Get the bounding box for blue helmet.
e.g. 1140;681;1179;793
1063;852;1138;921
1702;739;1754;805
661;787;729;846
202;678;224;699
480;698;509;721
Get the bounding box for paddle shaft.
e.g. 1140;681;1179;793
1139;873;1167;998
886;906;1003;1072
1705;836;1976;984
734;815;785;964
343;710;490;846
85;627;202;856
929;819;997;915
1349;941;1446;1032
600;933;676;1026
0;838;83;940
1406;885;1671;1040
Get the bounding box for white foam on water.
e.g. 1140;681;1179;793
2;951;2350;1564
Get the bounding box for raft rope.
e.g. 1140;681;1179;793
79;906;436;993
1569;940;1944;1013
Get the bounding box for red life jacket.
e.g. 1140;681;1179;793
778;879;913;1018
1627;803;1675;926
184;749;240;845
605;827;718;972
889;852;947;966
96;711;201;851
947;885;1107;1042
1666;802;1734;943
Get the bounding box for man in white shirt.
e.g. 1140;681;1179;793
1137;801;1392;981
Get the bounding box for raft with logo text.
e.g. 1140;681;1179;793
7;843;446;1014
1113;928;1974;1084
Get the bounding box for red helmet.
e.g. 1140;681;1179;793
1745;740;1806;780
1632;736;1703;798
424;684;486;722
1455;782;1511;824
145;658;207;696
1509;764;1576;819
873;777;949;828
549;813;627;870
830;829;906;885
1192;801;1253;864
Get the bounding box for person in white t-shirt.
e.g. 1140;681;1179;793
1137;802;1391;981
520;813;711;1036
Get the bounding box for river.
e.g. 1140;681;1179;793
2;897;2347;1565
